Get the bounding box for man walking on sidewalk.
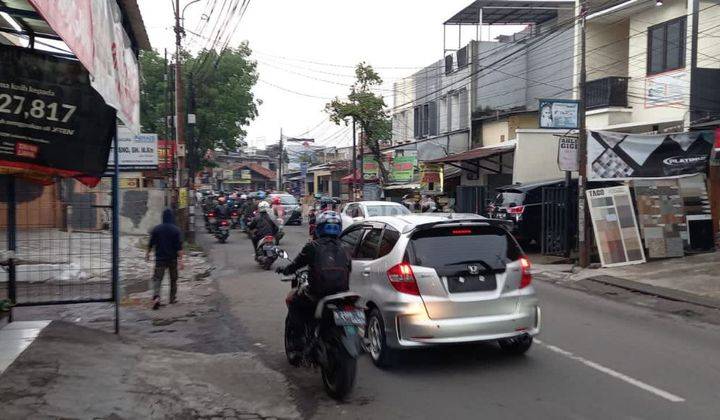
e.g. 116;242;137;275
146;209;184;310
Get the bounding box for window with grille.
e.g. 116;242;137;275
647;17;686;75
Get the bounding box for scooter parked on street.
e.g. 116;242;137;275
276;250;365;400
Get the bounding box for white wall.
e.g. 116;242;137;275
586;19;631;80
513;129;569;184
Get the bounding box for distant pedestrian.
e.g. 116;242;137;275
146;209;184;310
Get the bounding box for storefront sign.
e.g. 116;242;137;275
419;163;443;193
391;156;416;182
119;177;141;189
538;99;579;129
108;128;158;170
588;130;714;180
363;156;379;180
241;169;252;180
558;136;579;172
0;46;116;181
178;187;188;209
223;169;234;180
157;140;175;170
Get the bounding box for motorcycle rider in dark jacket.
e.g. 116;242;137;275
248;201;279;250
277;211;350;363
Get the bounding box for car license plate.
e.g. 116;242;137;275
333;309;366;326
447;274;497;293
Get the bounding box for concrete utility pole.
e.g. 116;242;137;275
577;0;590;267
351;118;357;200
174;0;185;209
278;128;283;191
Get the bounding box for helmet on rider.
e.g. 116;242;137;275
316;211;342;238
257;191;266;199
272;196;281;205
258;201;271;213
240;194;247;200
218;196;226;204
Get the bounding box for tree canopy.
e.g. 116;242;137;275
325;63;392;181
139;43;260;169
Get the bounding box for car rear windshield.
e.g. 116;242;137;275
408;225;522;273
493;192;525;207
366;205;410;217
277;195;297;205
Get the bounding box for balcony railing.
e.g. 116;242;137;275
585;76;629;110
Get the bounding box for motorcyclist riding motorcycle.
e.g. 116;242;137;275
276;211;351;363
248;201;279;250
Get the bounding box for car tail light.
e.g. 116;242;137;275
387;263;420;295
508;205;525;215
452;229;472;235
519;257;532;288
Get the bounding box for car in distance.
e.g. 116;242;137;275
339;214;540;367
340;201;410;230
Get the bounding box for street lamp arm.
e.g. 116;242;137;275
181;0;203;20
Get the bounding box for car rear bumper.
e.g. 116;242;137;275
387;298;540;348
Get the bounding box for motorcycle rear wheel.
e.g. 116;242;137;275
321;346;357;400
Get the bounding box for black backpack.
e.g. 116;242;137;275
310;239;350;297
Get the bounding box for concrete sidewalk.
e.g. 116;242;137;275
0;321;299;419
531;251;720;308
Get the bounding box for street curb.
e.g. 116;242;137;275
586;275;720;311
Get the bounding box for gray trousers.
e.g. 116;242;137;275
152;259;178;301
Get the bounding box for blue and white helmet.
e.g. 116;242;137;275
316;211;342;238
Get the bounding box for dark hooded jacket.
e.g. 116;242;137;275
149;209;183;262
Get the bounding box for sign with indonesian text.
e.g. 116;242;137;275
557;136;579;172
107;127;158;170
0;46;116;181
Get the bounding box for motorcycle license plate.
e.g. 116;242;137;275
333;310;366;326
208;217;217;224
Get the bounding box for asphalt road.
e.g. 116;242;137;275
198;224;720;420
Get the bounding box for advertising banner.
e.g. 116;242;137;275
241;169;252;180
538;99;579;129
0;46;116;182
108;127;158;170
588;130;714;180
586;186;646;267
391;156;416;182
557;136;579;172
645;70;687;108
30;0;140;133
157;140;175;170
363;156;379;180
419;163;443;193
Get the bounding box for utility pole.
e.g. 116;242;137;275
351;118;357;200
278;128;283;191
174;0;185;210
359;129;365;199
577;0;590;267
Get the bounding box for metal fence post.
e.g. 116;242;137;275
6;175;16;322
112;125;120;334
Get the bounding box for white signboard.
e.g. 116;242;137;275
108;127;158;169
645;71;687;108
539;99;579;129
557;136;579;172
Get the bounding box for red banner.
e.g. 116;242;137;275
28;0;94;73
158;140;175;170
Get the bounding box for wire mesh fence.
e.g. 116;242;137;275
1;177;114;305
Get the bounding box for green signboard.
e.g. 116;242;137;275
391;156;417;182
363;156;379;180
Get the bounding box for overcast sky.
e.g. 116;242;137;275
138;0;522;150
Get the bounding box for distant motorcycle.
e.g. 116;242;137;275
277;250;365;400
230;209;240;229
214;218;230;243
206;211;218;233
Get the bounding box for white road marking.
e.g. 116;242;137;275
535;339;685;403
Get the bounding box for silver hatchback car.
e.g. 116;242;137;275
339;214;540;367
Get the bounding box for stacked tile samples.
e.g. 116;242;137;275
633;179;685;258
587;186;646;267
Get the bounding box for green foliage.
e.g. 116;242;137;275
325;63;392;181
139;44;260;166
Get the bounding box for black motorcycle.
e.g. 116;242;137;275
277;250;365;400
214;218;230;243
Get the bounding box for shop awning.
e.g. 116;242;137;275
425;142;514;175
444;1;574;25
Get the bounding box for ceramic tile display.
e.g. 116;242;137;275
632;179;686;258
587;186;646;267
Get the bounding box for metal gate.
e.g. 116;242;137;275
541;186;575;256
456;186;488;215
1;174;119;330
